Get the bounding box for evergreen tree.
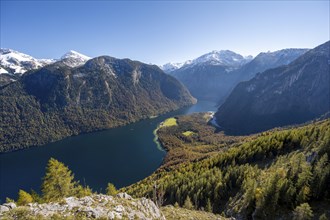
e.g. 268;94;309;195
106;183;117;196
75;185;92;198
205;198;212;212
183;196;193;210
17;190;33;205
30;189;42;203
293;203;313;220
319;214;327;220
41;158;76;202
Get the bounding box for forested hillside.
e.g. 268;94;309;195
125;114;330;219
215;41;329;135
0;56;196;152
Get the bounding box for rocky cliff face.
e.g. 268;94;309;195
0;56;196;152
0;193;165;220
215;41;329;135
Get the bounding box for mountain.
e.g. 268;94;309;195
190;50;252;68
60;50;91;67
0;48;54;75
0;49;91;86
167;50;252;101
232;48;309;83
212;48;311;105
164;49;308;104
215;41;329;135
0;56;196;152
160;62;188;73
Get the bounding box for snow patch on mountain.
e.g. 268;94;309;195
60;50;91;67
192;50;252;67
0;49;54;75
161;50;253;73
0;67;9;74
0;49;91;75
160;60;192;73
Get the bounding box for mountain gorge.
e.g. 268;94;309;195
215;41;329;135
0;56;196;152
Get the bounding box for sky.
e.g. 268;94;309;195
0;1;329;65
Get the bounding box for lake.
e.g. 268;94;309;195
0;100;217;203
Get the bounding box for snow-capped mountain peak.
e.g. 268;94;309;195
161;50;253;73
0;48;92;76
0;48;54;75
193;50;252;67
61;50;90;60
60;50;91;68
160;60;192;73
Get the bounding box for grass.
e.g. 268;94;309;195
182;131;195;136
161;118;177;127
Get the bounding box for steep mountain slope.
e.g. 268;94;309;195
0;56;196;152
232;48;309;83
168;50;252;101
165;48;307;103
125;113;330;219
215;41;329;135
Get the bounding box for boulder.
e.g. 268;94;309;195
116;192;132;200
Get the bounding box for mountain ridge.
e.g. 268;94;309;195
0;48;92;86
215;41;329;135
0;55;196;152
162;48;308;103
161;50;252;73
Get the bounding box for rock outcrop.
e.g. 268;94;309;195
0;194;165;220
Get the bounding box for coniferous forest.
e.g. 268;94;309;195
4;114;329;219
1;2;329;219
125;114;330;219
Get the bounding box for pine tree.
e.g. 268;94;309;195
17;189;33;205
41;158;76;202
319;214;327;220
106;183;117;196
183;196;193;210
30;190;42;203
75;185;92;198
293;203;313;220
205;198;212;212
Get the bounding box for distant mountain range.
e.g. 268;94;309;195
161;50;253;73
0;49;90;86
215;41;330;135
163;48;308;103
0;55;195;152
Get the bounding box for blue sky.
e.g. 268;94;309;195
1;1;329;65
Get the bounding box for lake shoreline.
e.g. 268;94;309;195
0;100;218;202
